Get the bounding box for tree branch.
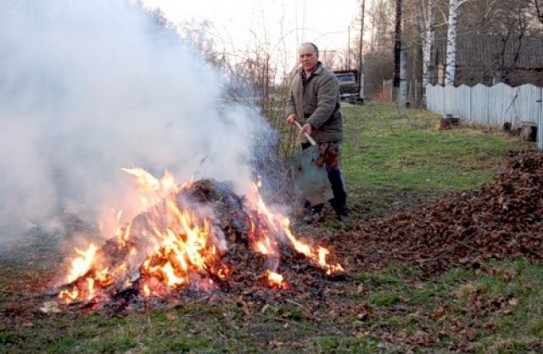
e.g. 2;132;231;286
458;0;475;8
535;0;543;25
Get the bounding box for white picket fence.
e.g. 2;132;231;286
426;84;543;150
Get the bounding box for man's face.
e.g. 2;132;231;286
299;44;318;72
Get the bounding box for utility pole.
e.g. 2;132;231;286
301;0;306;43
358;0;365;102
347;25;351;69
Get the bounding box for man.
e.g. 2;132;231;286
286;42;350;224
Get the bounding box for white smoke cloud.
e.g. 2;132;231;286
0;0;275;240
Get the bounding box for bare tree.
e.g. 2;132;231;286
368;0;396;53
320;50;343;70
360;0;393;98
420;0;437;87
440;0;535;86
455;0;540;85
458;0;501;34
393;0;409;116
535;0;543;25
363;0;396;98
445;0;474;86
393;0;404;88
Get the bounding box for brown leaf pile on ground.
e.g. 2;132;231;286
339;151;543;277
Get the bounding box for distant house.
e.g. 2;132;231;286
434;34;543;87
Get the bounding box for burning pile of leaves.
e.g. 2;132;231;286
341;151;543;276
45;151;543;314
49;169;343;312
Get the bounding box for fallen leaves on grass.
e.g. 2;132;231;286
340;151;543;276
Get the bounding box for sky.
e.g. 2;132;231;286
141;0;362;68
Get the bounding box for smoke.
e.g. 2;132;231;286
0;0;276;240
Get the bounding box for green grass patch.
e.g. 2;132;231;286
348;259;542;352
370;291;401;307
354;267;404;286
342;102;533;193
444;258;543;352
313;335;378;353
0;303;257;353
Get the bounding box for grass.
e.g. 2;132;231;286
347;258;543;353
1;102;540;353
342;103;530;192
5;261;538;353
1;303;258;353
340;102;534;220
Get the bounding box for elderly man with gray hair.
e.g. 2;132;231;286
286;42;350;224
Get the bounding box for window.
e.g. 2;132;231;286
336;73;355;82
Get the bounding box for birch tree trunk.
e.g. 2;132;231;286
445;0;460;86
393;0;405;116
421;0;436;88
445;0;472;86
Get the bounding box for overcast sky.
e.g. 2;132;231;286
141;0;361;67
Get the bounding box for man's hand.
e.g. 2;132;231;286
300;123;312;137
286;114;297;125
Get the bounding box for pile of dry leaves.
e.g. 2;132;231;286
339;151;543;277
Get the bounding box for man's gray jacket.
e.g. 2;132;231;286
287;62;343;143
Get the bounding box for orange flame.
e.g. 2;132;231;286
246;182;344;275
58;170;343;304
266;270;289;289
65;243;98;283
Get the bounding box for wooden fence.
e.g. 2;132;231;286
426;83;543;150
